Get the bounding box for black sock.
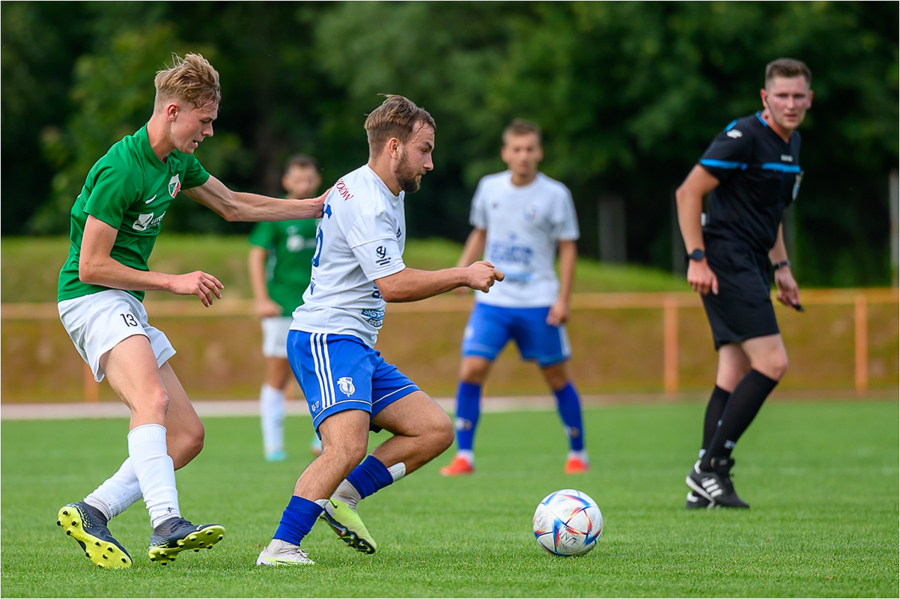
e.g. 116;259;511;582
701;386;731;458
701;369;778;470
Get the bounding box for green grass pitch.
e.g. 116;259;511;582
2;400;897;597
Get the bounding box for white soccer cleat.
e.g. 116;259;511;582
256;539;315;566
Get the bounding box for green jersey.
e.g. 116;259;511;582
57;125;210;302
248;217;318;315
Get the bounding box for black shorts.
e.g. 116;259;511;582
700;237;779;350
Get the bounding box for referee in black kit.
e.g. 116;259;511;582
675;58;812;509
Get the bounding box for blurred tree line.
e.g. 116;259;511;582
2;2;897;286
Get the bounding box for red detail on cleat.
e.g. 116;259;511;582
564;456;590;474
439;456;474;476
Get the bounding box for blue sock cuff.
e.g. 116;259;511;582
553;382;577;401
553;381;585;451
274;495;323;546
346;455;393;500
459;382;481;398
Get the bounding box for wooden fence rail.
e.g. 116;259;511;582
2;288;896;402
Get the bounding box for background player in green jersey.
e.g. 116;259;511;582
55;53;324;568
248;154;322;461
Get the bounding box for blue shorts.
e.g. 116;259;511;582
461;303;571;367
287;331;420;432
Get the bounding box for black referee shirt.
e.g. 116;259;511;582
698;112;803;255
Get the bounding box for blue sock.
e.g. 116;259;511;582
274;495;323;546
454;382;482;452
345;455;394;500
554;382;585;451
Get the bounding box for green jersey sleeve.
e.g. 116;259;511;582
182;153;211;190
249;221;277;249
82;164;141;229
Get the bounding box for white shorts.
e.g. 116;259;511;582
57;289;176;382
261;316;292;359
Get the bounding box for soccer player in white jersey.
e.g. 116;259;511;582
440;119;589;477
256;95;505;566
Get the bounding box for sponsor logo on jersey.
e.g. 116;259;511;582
781;154;793;162
336;178;354;201
375;245;391;267
168;175;181;198
337;377;356;396
132;211;167;231
361;308;385;327
144;193;158;204
726;129;743;138
396;227;402;239
311;401;320;413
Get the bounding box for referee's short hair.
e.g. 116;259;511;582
765;58;811;88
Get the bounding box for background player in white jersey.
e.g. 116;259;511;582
55;54;324;569
257;95;504;566
440;119;588;477
248;154;323;461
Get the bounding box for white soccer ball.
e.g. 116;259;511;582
532;489;603;556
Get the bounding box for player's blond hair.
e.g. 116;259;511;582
502;119;542;145
154;53;221;109
765;58;811;88
364;95;435;157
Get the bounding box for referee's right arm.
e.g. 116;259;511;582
675;165;720;295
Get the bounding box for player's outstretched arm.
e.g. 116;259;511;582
376;262;505;303
675;165;720;296
79;216;223;306
182;175;326;222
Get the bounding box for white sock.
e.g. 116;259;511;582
85;458;143;521
387;462;406;483
128;424;180;529
260;384;286;455
332;479;362;510
456;450;474;464
567;449;588;463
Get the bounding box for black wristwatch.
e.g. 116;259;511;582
773;260;791;270
684;249;705;263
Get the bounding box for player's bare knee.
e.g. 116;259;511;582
431;411;455;452
133;387;171;420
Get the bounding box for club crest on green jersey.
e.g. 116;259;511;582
168;174;181;198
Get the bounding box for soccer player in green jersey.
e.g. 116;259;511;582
55;53;324;568
248;154;322;462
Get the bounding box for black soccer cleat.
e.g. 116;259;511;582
57;502;132;569
685;491;712;510
686;458;749;509
148;516;225;565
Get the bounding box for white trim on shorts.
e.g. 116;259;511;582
260;316;292;359
57;289;176;382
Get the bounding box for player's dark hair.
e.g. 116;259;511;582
154;53;221;109
284;154;320;174
765;58;811;88
364;95;435;157
503;119;542;144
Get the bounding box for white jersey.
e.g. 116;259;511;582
291;165;407;347
470;171;579;308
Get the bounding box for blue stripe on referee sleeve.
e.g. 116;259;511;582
761;163;801;173
724;120;738;132
755;111;768;127
700;159;748;170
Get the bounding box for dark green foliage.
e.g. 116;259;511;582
2;2;897;285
